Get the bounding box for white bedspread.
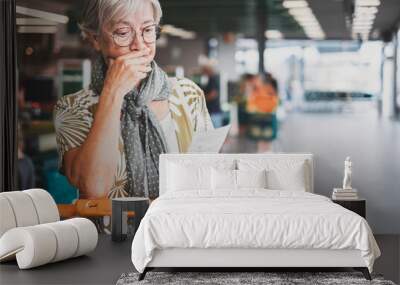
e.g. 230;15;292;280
131;190;380;273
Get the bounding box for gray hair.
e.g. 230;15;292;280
79;0;162;39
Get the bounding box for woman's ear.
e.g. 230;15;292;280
87;33;101;51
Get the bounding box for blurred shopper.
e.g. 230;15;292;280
240;73;256;100
201;63;223;127
17;122;36;190
54;0;213;200
246;74;278;113
264;72;278;94
244;73;279;152
236;73;256;134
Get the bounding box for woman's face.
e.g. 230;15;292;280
94;2;157;64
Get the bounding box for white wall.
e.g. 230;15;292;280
217;39;239;81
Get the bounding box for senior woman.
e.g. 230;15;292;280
54;0;213;200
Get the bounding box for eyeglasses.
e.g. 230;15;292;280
109;24;160;47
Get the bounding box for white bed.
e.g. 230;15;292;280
131;154;380;280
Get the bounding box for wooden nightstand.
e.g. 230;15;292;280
332;198;366;218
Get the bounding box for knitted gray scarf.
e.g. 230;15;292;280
90;55;169;198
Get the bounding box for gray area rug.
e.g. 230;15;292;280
116;271;396;285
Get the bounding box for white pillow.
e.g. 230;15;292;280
167;162;212;191
236;169;267;189
237;159;307;191
211;168;236;190
267;166;306;191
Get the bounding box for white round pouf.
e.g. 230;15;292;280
0;226;57;269
24;189;60;224
0;191;39;227
0;196;17;237
42;221;79;262
65;218;98;257
0;189;98;269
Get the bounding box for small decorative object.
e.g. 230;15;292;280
342;156;352;190
332;157;358;200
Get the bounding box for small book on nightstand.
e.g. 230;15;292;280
332;188;359;200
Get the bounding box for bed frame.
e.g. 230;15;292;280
139;154;371;281
141;248;370;280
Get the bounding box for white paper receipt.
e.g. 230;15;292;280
188;124;231;153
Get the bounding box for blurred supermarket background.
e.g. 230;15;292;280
15;0;400;234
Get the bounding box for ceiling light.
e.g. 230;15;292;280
354;26;372;30
300;23;320;29
353;18;374;23
305;29;324;35
294;15;317;20
282;0;308;9
303;25;322;30
298;19;319;26
354;17;376;24
306;30;324;35
352;0;377;39
354;20;373;24
309;35;325;40
354;19;375;25
161;24;196;40
353;24;373;29
265;30;283;39
16;6;68;24
307;34;324;38
354;13;376;18
293;16;316;24
354;13;376;20
306;32;324;36
293;14;316;20
353;21;374;26
18;26;57;33
16;18;56;25
355;7;378;13
354;21;374;26
302;24;321;29
302;24;320;29
284;2;325;40
356;7;378;14
288;7;314;16
294;19;317;27
356;0;380;7
308;30;324;34
180;32;196;40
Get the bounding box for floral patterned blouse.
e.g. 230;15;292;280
54;77;213;198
